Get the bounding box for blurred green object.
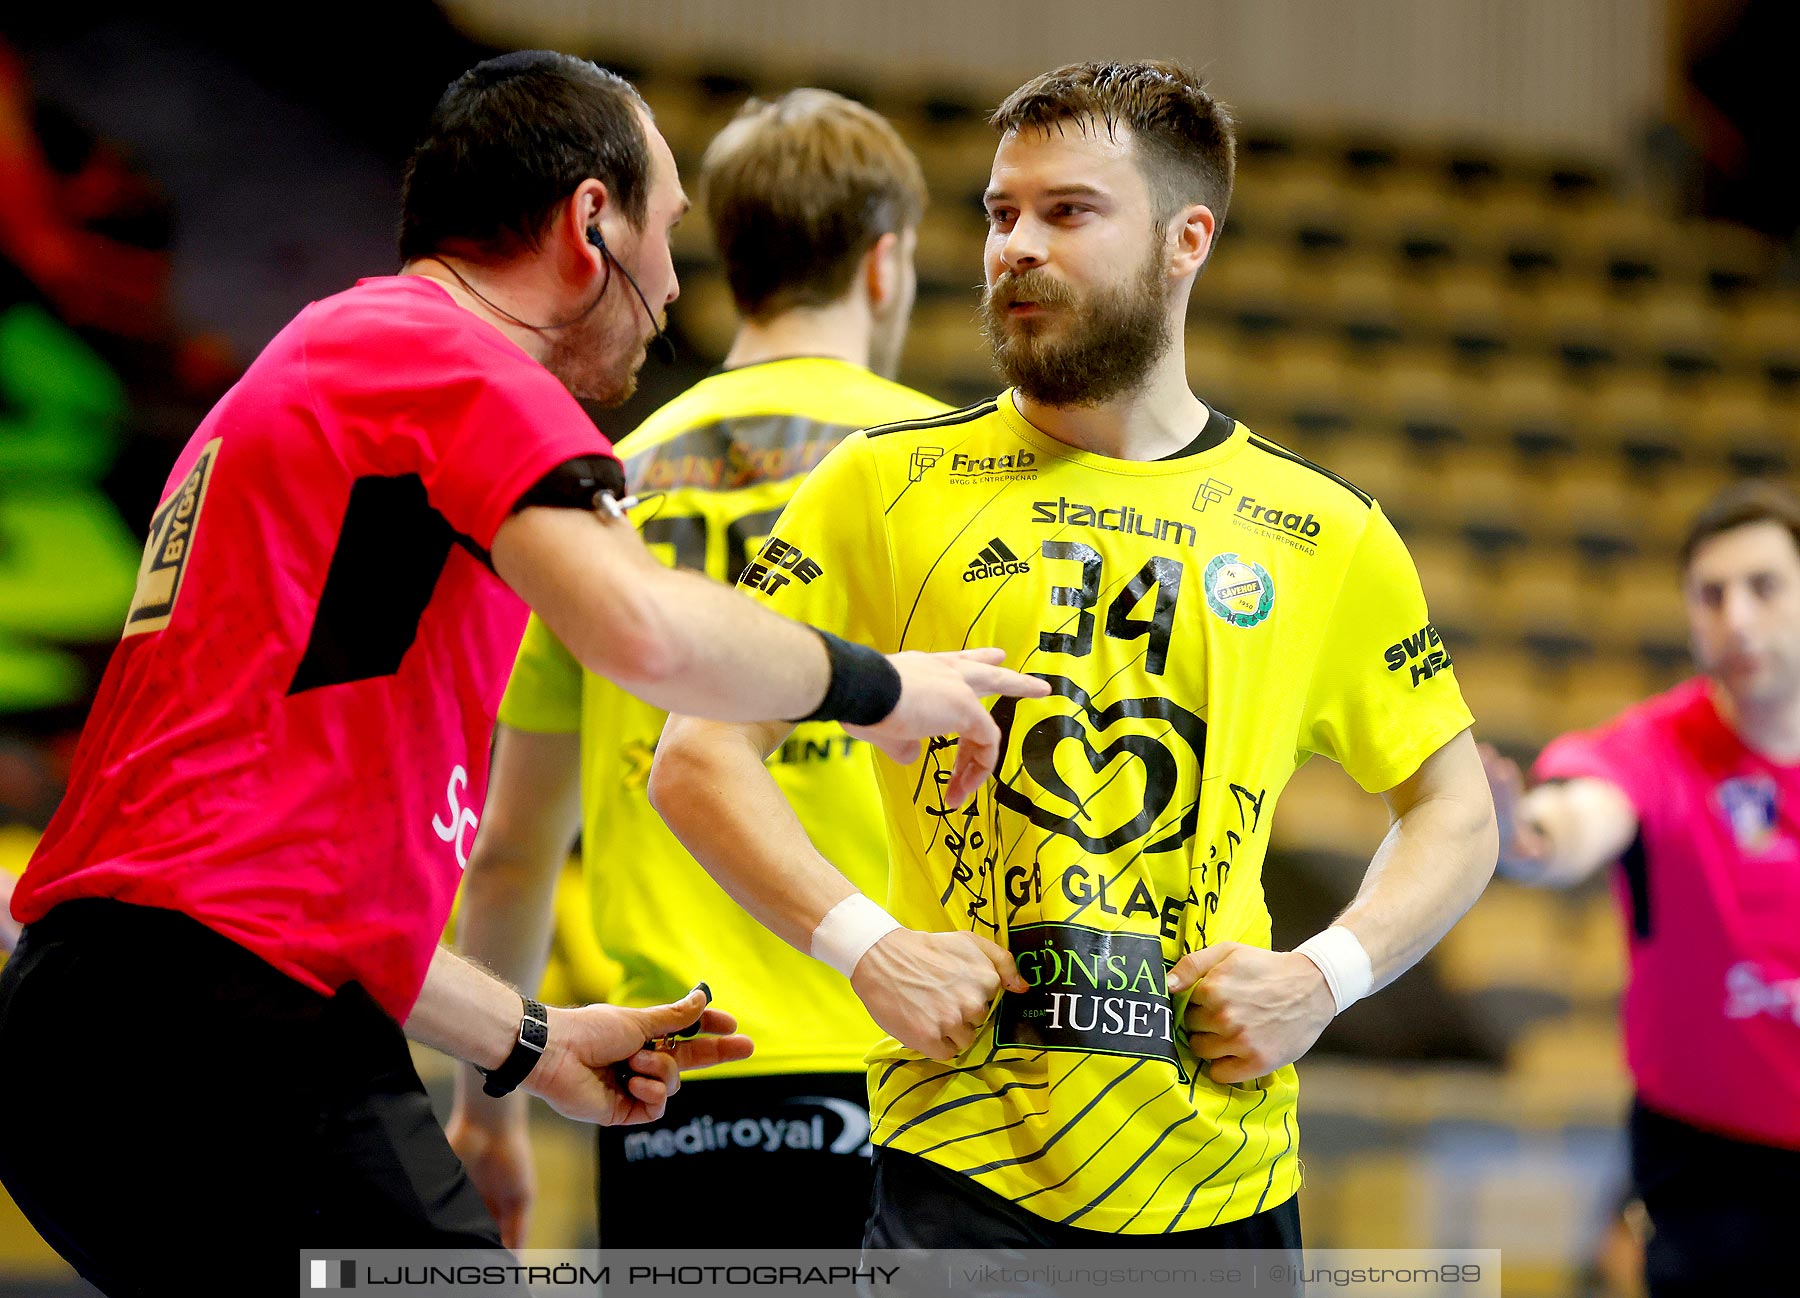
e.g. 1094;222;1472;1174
0;302;138;714
0;304;127;479
0;633;84;713
0;486;141;643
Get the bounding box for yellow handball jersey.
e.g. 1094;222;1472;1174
737;390;1473;1230
500;357;947;1078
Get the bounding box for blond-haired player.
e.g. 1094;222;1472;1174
448;88;944;1247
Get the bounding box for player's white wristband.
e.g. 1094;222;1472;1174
1293;925;1373;1015
810;894;902;979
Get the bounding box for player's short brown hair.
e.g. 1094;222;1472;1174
701;89;927;320
1681;479;1800;569
991;61;1236;226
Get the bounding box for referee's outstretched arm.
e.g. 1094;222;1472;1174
1480;741;1638;888
492;502;1048;807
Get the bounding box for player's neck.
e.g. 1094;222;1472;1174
723;301;871;372
1014;353;1209;461
1713;679;1800;764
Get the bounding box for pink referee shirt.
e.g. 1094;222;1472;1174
16;277;614;1018
1536;677;1800;1148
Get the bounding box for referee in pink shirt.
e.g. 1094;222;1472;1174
0;51;1043;1297
1485;480;1800;1298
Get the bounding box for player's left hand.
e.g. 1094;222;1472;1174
1166;942;1337;1085
523;987;753;1125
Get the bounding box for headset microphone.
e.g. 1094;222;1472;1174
421;227;674;362
588;227;676;363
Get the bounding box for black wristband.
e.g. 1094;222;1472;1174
477;997;549;1098
796;629;902;727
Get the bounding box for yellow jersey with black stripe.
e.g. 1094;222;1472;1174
737;388;1472;1229
500;357;946;1077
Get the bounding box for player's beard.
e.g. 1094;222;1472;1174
981;244;1172;409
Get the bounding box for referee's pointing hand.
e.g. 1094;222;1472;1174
847;649;1050;807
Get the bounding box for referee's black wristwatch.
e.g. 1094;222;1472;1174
478;997;549;1098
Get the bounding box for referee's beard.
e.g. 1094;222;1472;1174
546;288;658;407
981;244;1171;409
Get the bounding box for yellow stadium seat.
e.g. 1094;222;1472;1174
1272;758;1393;857
899;295;990;390
1453;645;1560;748
914;200;987;287
1619;284;1725;375
1411;542;1501;640
1481;355;1582;452
1228;335;1358;433
1537;457;1651;557
1197;243;1303;332
1362;172;1462;262
1594;556;1690;661
1693;216;1777;292
1362;347;1475;445
1726;288;1800;380
1558;654;1655;734
1316;1152;1435;1248
1558;200;1686;286
1508;1013;1625;1084
1495;548;1604;654
1425;264;1533;355
1317;251;1424;343
1690;377;1794;472
1642;466;1737;547
1584;370;1685;469
1317;430;1419;510
1461;182;1564;274
1527;279;1620;366
1420;448;1542;548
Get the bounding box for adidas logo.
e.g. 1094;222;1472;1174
964;537;1031;582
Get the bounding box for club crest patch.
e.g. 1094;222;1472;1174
1203;553;1274;628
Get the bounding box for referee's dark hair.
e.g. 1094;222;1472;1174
1682;480;1800;570
991;61;1236;229
399;51;651;262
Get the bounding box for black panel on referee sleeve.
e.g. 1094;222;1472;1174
1619;829;1653;939
289;474;465;694
511;455;626;512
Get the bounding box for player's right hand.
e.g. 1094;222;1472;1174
851;928;1029;1060
846;649;1049;808
445;1106;535;1251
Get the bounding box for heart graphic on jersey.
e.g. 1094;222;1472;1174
990;674;1206;854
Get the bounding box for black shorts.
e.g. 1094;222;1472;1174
1630;1099;1800;1298
0;899;506;1298
865;1146;1302;1294
595;1071;873;1247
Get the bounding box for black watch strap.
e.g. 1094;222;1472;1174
478;997;549;1098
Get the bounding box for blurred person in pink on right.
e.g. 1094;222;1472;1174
1484;480;1800;1298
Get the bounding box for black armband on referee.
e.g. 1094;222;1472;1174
796;629;902;727
511;455;626;513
